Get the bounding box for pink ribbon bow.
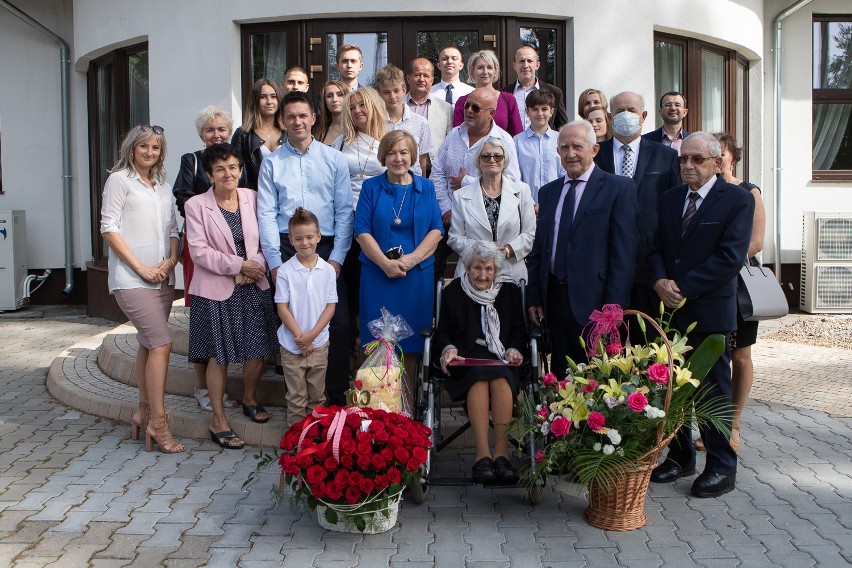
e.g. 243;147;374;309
297;406;370;462
584;304;625;356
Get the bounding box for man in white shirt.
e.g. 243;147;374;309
501;45;568;130
406;58;453;173
430;46;474;105
430;88;520;281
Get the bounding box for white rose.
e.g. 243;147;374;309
603;445;615;455
604;395;619;409
607;429;622;445
593;443;602;452
540;423;550;435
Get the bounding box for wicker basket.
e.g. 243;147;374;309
582;309;678;531
316;492;401;534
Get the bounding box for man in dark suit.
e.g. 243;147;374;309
501;45;568;131
594;91;681;316
642;91;689;154
527;121;638;378
647;132;754;498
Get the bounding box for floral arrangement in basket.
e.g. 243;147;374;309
517;304;728;494
247;405;431;533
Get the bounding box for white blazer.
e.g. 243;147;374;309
448;175;537;283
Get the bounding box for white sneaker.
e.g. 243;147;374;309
194;388;212;412
223;392;240;409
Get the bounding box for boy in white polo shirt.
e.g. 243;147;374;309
275;208;338;426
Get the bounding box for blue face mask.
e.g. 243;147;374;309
612;111;642;137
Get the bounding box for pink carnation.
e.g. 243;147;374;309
583;379;599;394
536;407;549;422
627;392;648;413
550;416;571;437
647;363;669;384
558;379;570;391
606;342;622;356
542;372;558;387
534;450;545;463
587;411;606;431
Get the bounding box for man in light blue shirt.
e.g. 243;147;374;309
513;89;564;204
257;91;353;405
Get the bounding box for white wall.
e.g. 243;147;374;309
7;0;771;272
0;0;91;270
764;0;852;264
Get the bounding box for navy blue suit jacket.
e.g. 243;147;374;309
647;176;754;334
594;138;680;285
527;165;639;325
642;126;689;145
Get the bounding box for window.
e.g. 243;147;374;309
87;42;149;265
813;16;852;181
654;33;749;175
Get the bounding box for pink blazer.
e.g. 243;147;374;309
185;187;269;301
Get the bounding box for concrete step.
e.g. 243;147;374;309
97;327;287;404
46;330;288;447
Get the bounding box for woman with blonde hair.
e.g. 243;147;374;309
231;78;285;189
315;80;349;145
577;88;608;119
452;50;522;136
100;124;183;453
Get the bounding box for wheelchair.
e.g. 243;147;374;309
409;278;547;505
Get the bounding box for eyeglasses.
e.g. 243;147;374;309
662;102;684;109
479;154;505;163
139;124;165;135
464;102;489;113
678;154;715;165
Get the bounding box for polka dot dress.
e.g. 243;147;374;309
188;206;278;365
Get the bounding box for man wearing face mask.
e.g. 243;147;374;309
593;91;680;317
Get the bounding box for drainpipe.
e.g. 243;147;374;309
773;0;812;281
0;0;74;296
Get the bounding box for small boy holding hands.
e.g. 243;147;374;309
374;64;431;176
275;208;337;426
513;89;565;209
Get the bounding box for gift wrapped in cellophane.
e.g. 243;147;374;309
350;308;412;416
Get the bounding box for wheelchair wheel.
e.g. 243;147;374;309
409;469;430;504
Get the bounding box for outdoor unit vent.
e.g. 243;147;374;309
800;212;852;313
0;210;28;311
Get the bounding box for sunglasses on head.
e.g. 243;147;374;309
139;124;165;135
479;153;505;162
464;102;489;113
677;154;714;165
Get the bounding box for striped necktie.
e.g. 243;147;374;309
681;192;700;239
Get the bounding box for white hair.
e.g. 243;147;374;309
560;120;597;147
461;240;504;272
684;131;722;157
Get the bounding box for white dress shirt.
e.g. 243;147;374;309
100;168;179;292
274;255;338;354
431;80;474;106
511;80;540;130
612;136;642;178
683;176;716;214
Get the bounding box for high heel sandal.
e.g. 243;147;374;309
131;402;150;441
145;412;186;454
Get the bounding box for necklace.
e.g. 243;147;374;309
355;134;377;180
390;183;411;226
480;180;501;199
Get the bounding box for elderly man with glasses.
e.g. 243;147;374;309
647;131;754;499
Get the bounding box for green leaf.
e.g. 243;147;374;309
354;515;366;532
324;506;338;525
687;334;726;380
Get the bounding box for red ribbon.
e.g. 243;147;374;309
584;304;624;356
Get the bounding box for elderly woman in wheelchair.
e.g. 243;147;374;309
433;241;528;485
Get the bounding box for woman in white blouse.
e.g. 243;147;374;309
448;136;537;283
100;124;184;454
334;86;388;354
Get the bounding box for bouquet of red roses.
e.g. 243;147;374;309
277;405;431;532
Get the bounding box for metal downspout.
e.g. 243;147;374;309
0;0;74;295
773;0;813;281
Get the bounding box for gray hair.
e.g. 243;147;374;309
467;50;501;85
461;240;504;273
684;131;722;157
561;120;597;147
109;125;168;184
474;136;511;172
610;91;646;114
194;105;234;139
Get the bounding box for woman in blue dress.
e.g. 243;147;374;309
354;130;443;377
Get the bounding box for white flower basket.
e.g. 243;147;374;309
316;492;401;534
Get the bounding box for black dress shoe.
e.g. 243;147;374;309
472;457;496;485
650;459;696;483
691;471;736;498
492;456;519;485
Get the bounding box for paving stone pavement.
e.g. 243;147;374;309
0;306;850;567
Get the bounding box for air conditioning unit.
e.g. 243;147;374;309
0;210;28;311
800;211;852;313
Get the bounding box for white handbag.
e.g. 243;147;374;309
736;262;789;321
